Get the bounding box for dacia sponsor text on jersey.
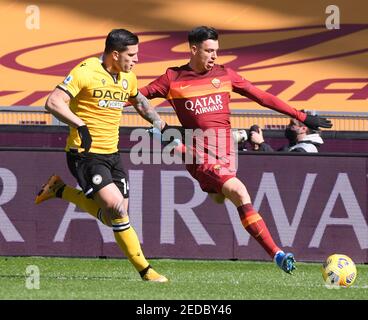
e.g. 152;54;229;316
93;89;130;110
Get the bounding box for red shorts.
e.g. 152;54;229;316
186;162;236;194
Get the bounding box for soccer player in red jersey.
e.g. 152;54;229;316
141;26;333;274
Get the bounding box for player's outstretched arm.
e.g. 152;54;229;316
129;91;166;130
237;80;333;130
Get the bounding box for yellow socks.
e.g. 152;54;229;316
61;186;161;279
111;216;150;273
62;186;109;225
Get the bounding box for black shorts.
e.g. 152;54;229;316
66;150;129;198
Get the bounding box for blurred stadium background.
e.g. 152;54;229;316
0;0;367;298
1;0;367;150
1;0;367;130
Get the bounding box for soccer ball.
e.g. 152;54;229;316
322;254;357;287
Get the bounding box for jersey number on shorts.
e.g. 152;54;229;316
121;178;129;194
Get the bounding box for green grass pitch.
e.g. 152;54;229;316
0;256;367;300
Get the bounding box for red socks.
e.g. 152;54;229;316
237;203;280;258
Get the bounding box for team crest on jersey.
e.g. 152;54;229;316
211;78;221;88
92;174;103;185
122;79;128;90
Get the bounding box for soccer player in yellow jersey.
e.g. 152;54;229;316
35;29;168;282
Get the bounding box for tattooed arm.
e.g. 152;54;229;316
128;91;166;130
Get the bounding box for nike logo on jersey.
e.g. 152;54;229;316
180;84;191;90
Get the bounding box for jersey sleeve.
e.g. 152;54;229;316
57;62;90;98
226;67;307;122
139;69;171;99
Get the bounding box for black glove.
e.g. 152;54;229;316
77;125;92;152
303;114;333;130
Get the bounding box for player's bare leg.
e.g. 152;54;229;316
93;183;168;282
221;177;296;274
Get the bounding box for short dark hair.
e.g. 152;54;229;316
104;29;139;54
188;26;218;45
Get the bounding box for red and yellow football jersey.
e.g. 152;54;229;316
140;63;306;131
140;63;306;161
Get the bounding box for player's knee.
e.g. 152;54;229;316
224;184;250;206
228;185;245;199
105;200;127;220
